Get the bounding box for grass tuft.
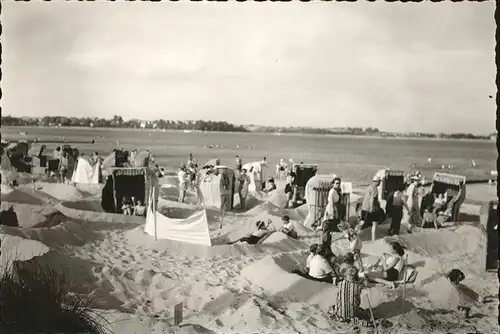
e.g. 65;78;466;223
0;260;111;334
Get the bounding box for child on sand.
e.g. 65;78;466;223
447;269;482;318
133;200;146;216
121;196;133;215
280;215;298;239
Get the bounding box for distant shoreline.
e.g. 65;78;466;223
2;125;494;143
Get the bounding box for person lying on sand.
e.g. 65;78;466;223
363;241;405;289
133;200;146;217
280;215;298;239
227;220;274;245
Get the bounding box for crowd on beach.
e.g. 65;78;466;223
1;140;487;327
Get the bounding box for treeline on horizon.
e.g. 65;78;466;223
2;115;492;140
2;115;248;133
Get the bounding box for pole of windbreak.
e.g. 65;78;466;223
153;185;158;241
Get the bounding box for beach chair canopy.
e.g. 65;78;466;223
101;167;158;214
431;173;466;198
376;169;405;200
7;141;30;156
292;164;318;188
27;144;47;157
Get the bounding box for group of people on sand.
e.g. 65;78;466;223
120;196;146;216
177;154;199;204
227;215;297;245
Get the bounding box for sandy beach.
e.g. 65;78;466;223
1;174;497;334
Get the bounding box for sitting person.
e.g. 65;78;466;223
228;220;273;245
308;244;335;284
121;196;133;215
338;252;357;278
433;193;447;211
331;266;370;324
133;200;146;216
447;269;482;319
364;241;405;288
305;243;319;273
292;243;319;277
263;177;277;193
280;215;298;239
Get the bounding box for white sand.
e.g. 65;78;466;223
0;179;497;334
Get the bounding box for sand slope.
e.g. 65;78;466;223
0;181;497;334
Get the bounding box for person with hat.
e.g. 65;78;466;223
280;215;297;239
358;175;382;241
227;219;273;245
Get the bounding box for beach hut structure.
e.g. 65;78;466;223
198;166;235;211
479;200;498;271
427;172;467;222
374;168;406;201
290;163;318;207
101;167;159;214
303;174;353;228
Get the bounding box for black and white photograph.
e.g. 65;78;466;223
0;2;497;333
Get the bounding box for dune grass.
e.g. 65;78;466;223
0;260;111;334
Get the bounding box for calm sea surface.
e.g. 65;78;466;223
2;126;496;186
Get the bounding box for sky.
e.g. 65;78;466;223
2;2;496;134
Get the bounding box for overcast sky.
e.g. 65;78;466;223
2;2;495;134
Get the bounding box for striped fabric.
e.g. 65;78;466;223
112;168;146;176
335;278;362;321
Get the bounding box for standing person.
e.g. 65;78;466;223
358;176;382;241
284;172;296;208
237;168;250;211
53;146;62;160
235;155;242;170
178;164;188;203
58;151;69;184
323;176;343;238
404;174;422;233
386;185;410;236
187;161;197;191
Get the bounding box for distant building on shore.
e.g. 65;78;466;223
490;133;497;141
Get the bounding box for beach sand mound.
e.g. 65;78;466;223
36;182;88;201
